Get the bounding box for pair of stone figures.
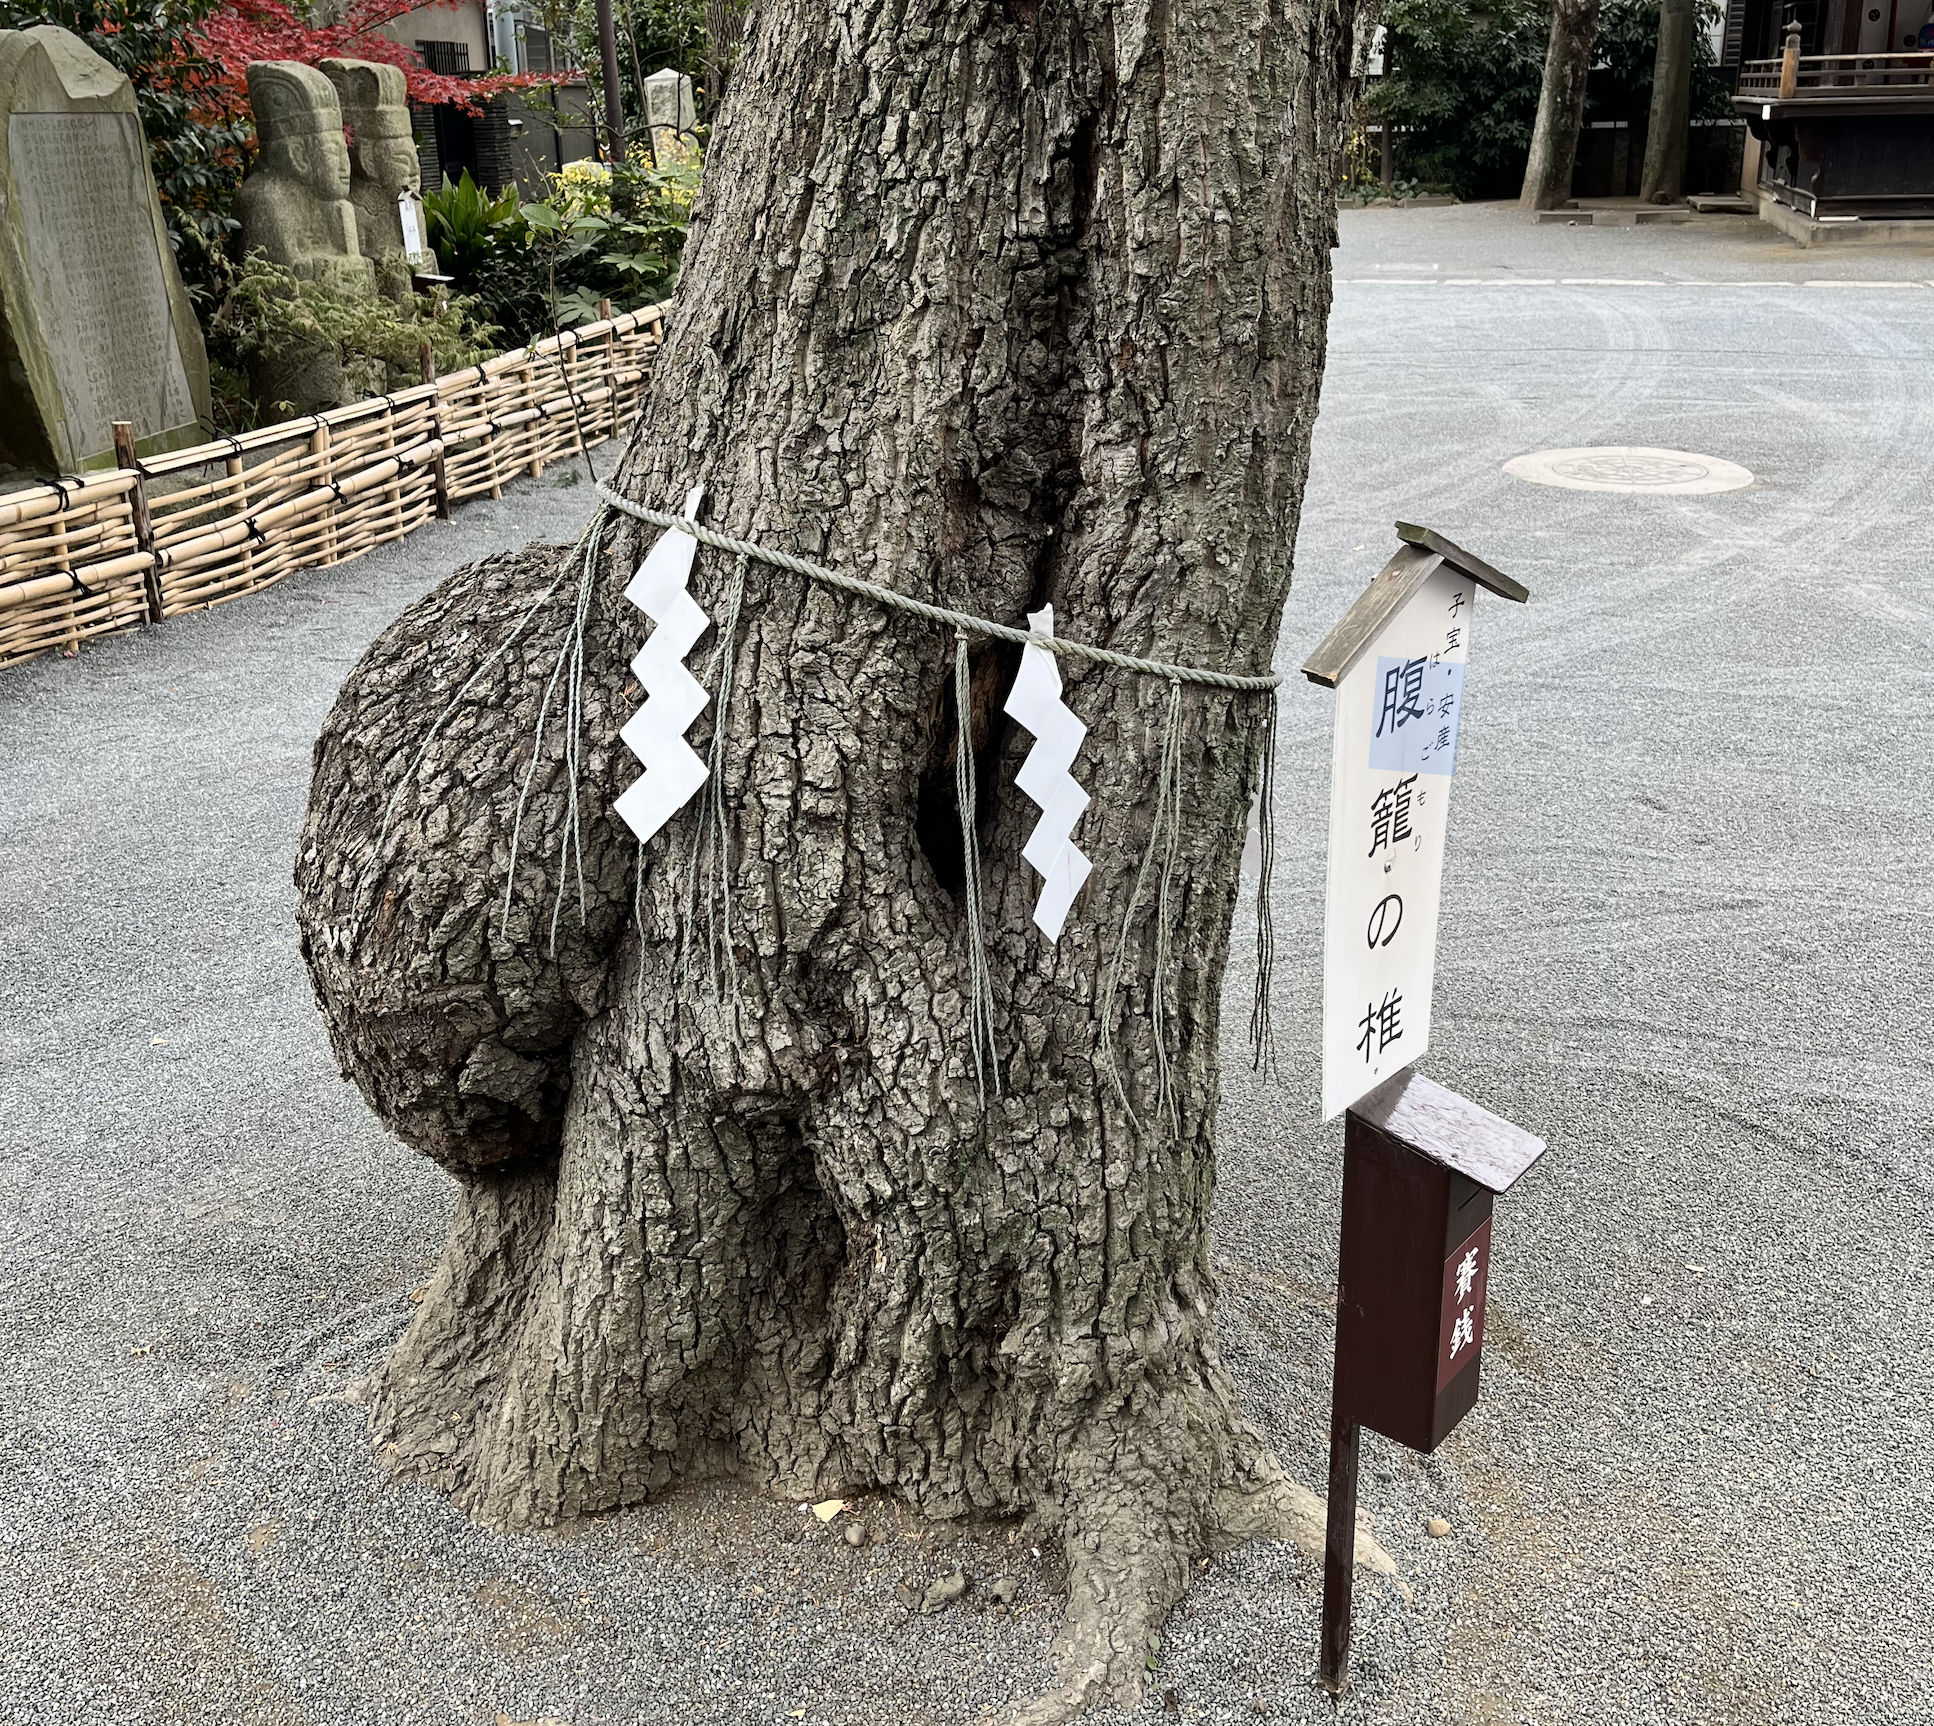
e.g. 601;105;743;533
235;58;438;309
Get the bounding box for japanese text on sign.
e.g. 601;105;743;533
1435;1218;1492;1391
1321;564;1476;1119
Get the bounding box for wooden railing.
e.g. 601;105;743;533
0;302;667;671
1737;51;1934;94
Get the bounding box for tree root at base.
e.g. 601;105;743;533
989;1444;1405;1725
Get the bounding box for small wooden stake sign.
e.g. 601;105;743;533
1301;525;1546;1695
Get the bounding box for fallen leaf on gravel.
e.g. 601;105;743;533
810;1499;847;1522
493;1717;571;1726
128;1344;152;1357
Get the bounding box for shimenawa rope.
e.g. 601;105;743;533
377;484;1283;1130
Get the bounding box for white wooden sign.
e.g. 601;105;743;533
398;192;430;267
1309;537;1509;1121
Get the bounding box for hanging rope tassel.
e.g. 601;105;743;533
1248;687;1279;1078
375;521;582;864
491;510;595;944
669;551;748;1013
546;515;604;954
699;554;749;1025
1148;678;1187;1136
496;513;604;950
1098;677;1185;1134
954;633;1000;1105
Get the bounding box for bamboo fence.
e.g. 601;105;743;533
0;302;667;671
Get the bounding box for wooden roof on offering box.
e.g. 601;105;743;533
1351;1067;1547;1193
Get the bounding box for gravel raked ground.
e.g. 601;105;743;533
2;205;1930;1726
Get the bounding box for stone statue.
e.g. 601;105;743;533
321;58;436;306
234;60;374;299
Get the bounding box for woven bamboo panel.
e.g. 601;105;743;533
0;304;666;671
0;471;152;664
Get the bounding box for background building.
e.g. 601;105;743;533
377;0;601;198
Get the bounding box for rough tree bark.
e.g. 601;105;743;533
1639;0;1694;204
1519;0;1602;210
296;0;1386;1714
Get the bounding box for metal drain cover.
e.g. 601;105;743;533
1503;446;1755;494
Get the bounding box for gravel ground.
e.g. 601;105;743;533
3;205;1930;1726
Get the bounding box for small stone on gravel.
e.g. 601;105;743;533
921;1570;969;1614
1427;1517;1451;1538
843;1523;866;1547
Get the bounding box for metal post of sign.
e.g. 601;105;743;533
1301;525;1546;1695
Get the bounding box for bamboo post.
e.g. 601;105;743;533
112;421;162;624
382;399;404;541
51;483;76;656
483;367;504;500
598;301;619;441
420;341;450;519
311;421;338;565
227;451;252;595
524;354;544;478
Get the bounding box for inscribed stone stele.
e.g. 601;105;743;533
0;26;211;476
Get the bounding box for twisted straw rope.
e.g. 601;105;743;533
595;487;1281;693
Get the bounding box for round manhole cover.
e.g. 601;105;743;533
1503;446;1755;494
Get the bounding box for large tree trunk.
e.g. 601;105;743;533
297;0;1377;1713
1639;0;1694;203
1519;0;1602;210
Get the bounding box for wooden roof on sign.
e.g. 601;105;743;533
1351;1067;1547;1193
1301;523;1527;688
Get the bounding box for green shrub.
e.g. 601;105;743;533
422;169;525;278
423;159;699;347
206;252;500;425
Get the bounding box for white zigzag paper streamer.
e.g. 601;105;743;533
1002;605;1092;941
613;485;711;846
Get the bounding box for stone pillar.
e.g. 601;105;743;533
642;67;696;163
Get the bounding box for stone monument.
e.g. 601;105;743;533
321;58;437;305
234;61;375;299
0;26;210;476
642;67;696;161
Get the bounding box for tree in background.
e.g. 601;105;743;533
1366;0;1550;199
1640;0;1696;200
1521;0;1602;207
1373;0;1730;202
195;0;547;110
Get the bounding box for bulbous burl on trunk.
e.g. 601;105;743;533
296;0;1381;1714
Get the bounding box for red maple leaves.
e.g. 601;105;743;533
192;0;565;118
